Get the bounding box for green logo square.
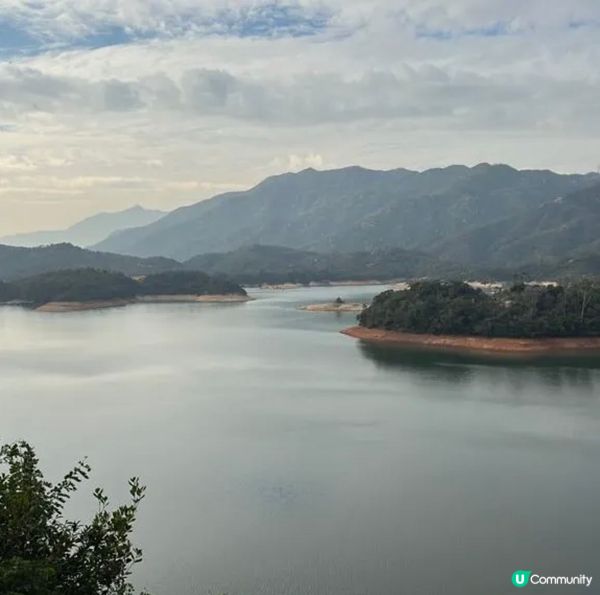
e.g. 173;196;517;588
512;570;532;588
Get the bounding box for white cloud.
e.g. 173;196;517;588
0;155;37;171
270;153;325;171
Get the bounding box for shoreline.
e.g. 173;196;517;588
341;326;600;354
300;302;366;313
35;294;251;312
36;299;134;312
257;280;399;290
135;294;251;304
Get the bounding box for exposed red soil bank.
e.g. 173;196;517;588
341;326;600;354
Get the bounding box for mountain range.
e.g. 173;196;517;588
0;242;469;283
3;164;600;278
93;164;599;265
0;205;165;248
2;240;598;285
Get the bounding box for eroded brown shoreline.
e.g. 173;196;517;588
300;302;366;312
35;294;252;312
341;326;600;354
36;299;134;312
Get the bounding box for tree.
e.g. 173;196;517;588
0;441;147;595
359;280;600;338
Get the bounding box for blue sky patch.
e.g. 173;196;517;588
416;21;512;40
0;20;40;56
220;3;331;38
0;3;331;60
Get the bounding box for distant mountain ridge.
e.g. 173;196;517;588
1;241;599;284
183;244;478;283
1;205;165;248
0;242;467;283
0;243;180;281
93;164;599;261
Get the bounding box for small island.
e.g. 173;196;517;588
300;297;366;313
343;280;600;354
0;269;250;312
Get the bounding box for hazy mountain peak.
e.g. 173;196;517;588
0;205;166;248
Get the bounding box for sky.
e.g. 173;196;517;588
0;0;599;235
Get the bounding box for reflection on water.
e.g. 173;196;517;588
358;341;600;398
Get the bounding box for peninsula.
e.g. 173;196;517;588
0;269;249;312
343;280;600;354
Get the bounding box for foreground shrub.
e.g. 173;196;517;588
0;441;147;595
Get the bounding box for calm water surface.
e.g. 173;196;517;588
1;285;599;594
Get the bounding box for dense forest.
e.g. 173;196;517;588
6;269;139;305
0;268;246;307
139;270;247;296
5;241;600;287
1;242;479;284
183;244;487;284
359;281;600;338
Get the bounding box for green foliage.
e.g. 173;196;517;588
0;441;147;595
184;244;473;285
138;270;246;296
0;281;18;302
0;268;247;307
359;280;600;338
10;269;139;306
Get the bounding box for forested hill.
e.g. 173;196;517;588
0;242;481;284
359;281;600;338
0;243;181;281
92;164;598;260
0;269;246;306
183;244;483;284
2;242;600;287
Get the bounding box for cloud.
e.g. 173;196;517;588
270;153;325;171
1;0;600;235
1;61;599;136
1;0;599;55
0;155;37;171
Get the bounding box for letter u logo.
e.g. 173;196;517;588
512;570;532;588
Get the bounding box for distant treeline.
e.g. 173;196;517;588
184;244;486;284
138;270;245;296
0;269;246;306
4;242;600;287
359;281;600;338
0;242;499;285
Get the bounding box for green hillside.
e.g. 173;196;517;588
0;243;182;281
93;164;598;260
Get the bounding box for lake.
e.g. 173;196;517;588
1;285;599;594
